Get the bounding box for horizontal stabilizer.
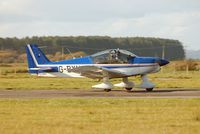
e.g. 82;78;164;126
29;67;53;71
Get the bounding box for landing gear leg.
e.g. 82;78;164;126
114;77;134;91
139;75;155;92
92;77;113;92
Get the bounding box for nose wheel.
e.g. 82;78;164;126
146;88;153;92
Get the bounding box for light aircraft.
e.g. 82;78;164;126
26;44;169;92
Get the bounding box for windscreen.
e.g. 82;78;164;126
91;49;136;64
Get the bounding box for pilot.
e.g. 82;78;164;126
109;49;120;63
111;50;117;58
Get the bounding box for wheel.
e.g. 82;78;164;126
104;89;111;92
125;88;132;91
146;88;153;92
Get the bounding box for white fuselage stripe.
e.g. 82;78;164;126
36;63;158;68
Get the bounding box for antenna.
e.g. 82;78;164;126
66;48;75;59
162;45;165;59
61;47;64;60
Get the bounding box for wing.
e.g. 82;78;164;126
68;65;127;79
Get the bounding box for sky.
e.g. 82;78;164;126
0;0;200;50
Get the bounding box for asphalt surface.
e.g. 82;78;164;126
0;88;200;98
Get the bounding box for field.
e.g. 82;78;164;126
0;63;200;134
0;98;200;134
1;62;200;90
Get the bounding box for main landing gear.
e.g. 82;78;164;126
92;75;155;92
114;77;134;91
92;77;113;92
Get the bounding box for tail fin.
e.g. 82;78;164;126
26;44;50;74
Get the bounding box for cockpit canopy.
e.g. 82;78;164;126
91;49;136;64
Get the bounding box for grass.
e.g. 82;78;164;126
0;76;96;90
0;63;200;134
1;63;200;90
151;70;200;88
0;98;200;134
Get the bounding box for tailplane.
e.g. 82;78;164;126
26;44;50;74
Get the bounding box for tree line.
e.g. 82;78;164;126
0;36;185;62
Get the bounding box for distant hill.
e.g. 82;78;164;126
0;36;185;61
186;50;200;59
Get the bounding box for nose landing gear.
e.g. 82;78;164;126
139;75;155;92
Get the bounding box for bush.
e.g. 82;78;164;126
175;60;200;71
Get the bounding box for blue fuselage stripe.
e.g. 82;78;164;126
102;64;156;69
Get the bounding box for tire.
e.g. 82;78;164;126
104;89;111;92
125;88;132;91
146;88;153;92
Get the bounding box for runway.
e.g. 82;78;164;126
0;88;200;98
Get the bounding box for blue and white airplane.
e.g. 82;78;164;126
26;44;169;92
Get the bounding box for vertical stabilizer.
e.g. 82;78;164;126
25;44;50;74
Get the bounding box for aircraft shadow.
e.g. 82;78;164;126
93;89;200;93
